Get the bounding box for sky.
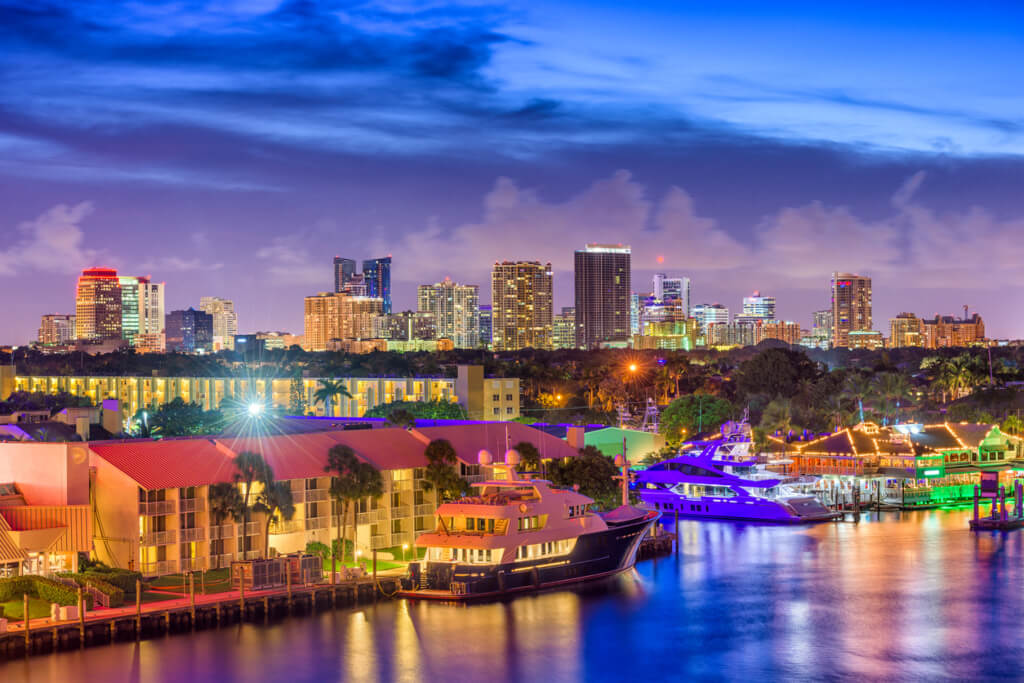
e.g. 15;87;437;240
1;0;1023;344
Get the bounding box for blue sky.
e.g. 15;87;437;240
1;0;1023;343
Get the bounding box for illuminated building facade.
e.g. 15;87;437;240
417;279;480;349
922;313;985;348
552;306;577;349
165;308;213;353
889;313;924;348
199;297;238;351
831;273;872;348
38;314;75;346
653;273;690;313
75;268;122;340
362;257;392;314
847;329;884;350
303;292;384;351
762;320;802;345
574;244;631;349
333;257;356;293
491;261;553;351
742;291;776;320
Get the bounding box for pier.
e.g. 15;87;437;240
0;576;402;661
969;480;1024;531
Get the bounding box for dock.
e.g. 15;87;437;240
0;576;402;661
969;480;1024;531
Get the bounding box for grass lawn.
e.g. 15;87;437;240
321;557;405;573
2;597;53;622
146;568;233;595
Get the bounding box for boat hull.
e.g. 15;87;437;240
399;512;658;601
639;492;840;524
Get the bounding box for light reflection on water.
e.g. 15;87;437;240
4;509;1024;682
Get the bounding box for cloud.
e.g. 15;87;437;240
255;238;329;287
0;201;100;276
138;256;224;273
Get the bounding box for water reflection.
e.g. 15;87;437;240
5;509;1024;681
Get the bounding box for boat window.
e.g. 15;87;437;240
661;463;723;477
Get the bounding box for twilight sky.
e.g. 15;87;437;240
2;0;1023;344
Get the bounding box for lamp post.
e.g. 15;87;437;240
402;543;409;562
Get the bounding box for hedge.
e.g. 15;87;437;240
58;573;126;608
83;568;142;595
0;575;94;609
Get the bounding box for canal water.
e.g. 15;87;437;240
5;508;1023;682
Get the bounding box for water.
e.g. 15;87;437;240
5;509;1024;682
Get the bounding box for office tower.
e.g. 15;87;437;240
491;261;553;351
742;291;776;320
813;309;833;335
552;306;576;349
831;273;872;348
629;293;640;336
689;303;729;332
165;308;213;353
118;276;165;345
653;273;691;312
38;314;76;346
417;278;479;349
362;257;392;314
574;244;631;349
479;305;493;347
200;297;239;351
119;276;141;344
333;257;356;294
75;267;122;340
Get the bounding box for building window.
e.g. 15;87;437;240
492;394;500;401
506;407;513;414
493;408;500;416
505;394;513;401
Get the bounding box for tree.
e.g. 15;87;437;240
233;451;270;558
313;379;352;417
288;375;308;415
659;394;734;443
548;446;620;510
132;397;223;437
207;482;243;568
422;439;469;507
760;399;796;447
842;373;874;424
872;372;912;425
325;445;384;568
255;476;296;558
1002;415;1024;436
513;441;542;473
734;348;822;401
364;399;467;420
385;408;416;430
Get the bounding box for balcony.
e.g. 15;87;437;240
179;557;208;571
242;550;261;561
209;553;234;569
414;504;436;517
269;519;304;535
180;527;206;543
140;530;177;547
370;534;388;549
391;505;412;519
140;560;176;576
242;521;261;536
179;498;205;513
139;500;176;516
392;479;414;492
356;509;389;526
208;523;235;540
464;474;486;484
304;489;329;502
305;516;329;531
391;531;414;547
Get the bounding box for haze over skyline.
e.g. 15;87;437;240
2;1;1023;345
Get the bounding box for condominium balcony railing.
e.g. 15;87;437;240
179;556;208;571
140;560;176;576
392;479;414;492
242;550;262;561
356;509;389;526
209;554;234;569
414;503;436;517
179;498;205;513
241;521;261;536
464;474;486;484
139;500;176;516
370;534;388;550
305;516;329;531
140;530;177;547
208;523;235;540
180;527;206;543
391;505;412;519
269;519;304;535
391;531;414;547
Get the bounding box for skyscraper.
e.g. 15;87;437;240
574;244;631;349
491;261;553;351
333;257;356;294
653;273;691;313
742;291;776;320
303;292;384;351
119;276;165;345
478;305;493;348
200;297;239;351
75;267;122;340
553;306;576;349
38;314;75;346
689;303;729;332
362;257;392;314
417;279;479;349
165;308;213;353
119;276;141;344
831;273;872;348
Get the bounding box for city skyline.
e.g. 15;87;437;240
3;2;1024;343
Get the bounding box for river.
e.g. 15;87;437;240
5;508;1023;682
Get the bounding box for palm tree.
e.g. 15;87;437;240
423;439;468;522
386;408;416;430
313;379;353;418
842;373;874;424
255;476;296;559
872;372;912;425
1002;415;1024;436
232;451;270;559
325;445;384;568
513;441;542;473
208;482;243;569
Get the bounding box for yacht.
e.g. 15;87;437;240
634;421;839;524
401;449;659;600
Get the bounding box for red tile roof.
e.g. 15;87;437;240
90;439;237;490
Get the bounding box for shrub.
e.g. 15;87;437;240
0;575;94;609
84;569;142;595
57;573;125;608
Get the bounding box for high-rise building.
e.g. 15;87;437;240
38;314;76;346
742;291;776;320
653;273;690;312
333;257;356;294
375;311;437;342
689;303;729;332
165;308;213;353
417;279;479;349
478;305;493;348
362;257;392;314
921;312;985;348
889;313;924;348
200;297;238;351
117;276;165;346
118;276;141;344
303;292;384;351
574;244;631;349
75;267;122;340
762;320;803;345
491;261;553;351
831;273;872;348
552;307;576;349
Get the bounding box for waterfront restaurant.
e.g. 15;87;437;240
0;422;576;576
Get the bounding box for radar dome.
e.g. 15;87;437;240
504;449;521;467
478;449;493;466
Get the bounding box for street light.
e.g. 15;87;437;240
628;363;638;373
247;402;263;417
402;543;409;562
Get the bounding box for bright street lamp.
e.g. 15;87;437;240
402;543;410;561
247;402;263;417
